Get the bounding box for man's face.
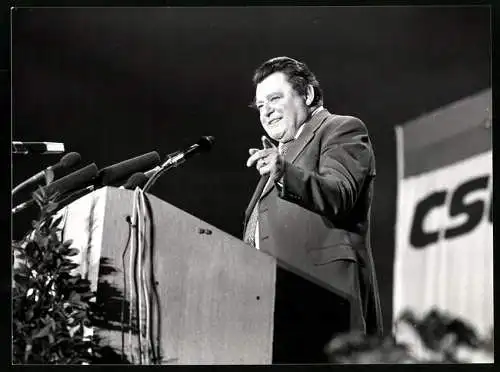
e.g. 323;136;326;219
255;72;310;143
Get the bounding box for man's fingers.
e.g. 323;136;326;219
246;148;260;167
247;138;277;168
259;163;271;175
262;136;276;149
246;149;269;167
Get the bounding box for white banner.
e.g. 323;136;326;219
393;89;492;337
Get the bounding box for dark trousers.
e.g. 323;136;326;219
272;266;356;364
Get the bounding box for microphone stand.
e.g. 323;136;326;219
143;152;183;193
12;169;54;196
11;185;95;215
12;179;36;196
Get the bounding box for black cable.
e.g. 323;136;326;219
121;215;134;362
144;194;162;364
132;213;143;363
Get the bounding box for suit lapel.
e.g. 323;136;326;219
288;109;331;164
258;109;332;201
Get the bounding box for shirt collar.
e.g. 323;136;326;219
295;105;324;139
278;106;325;152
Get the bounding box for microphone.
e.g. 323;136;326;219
96;151;161;186
12;141;65;155
48;154;157;213
56;171;148;213
38;154;159;216
119;172;148;190
143;136;215;192
163;135;215;168
45;163;99;196
143;136;216;178
12;163;99;214
12;152;82;195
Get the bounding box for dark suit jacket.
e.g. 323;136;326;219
243;109;383;335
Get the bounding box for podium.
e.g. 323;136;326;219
59;187;276;364
58;187;351;364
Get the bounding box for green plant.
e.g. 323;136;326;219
12;187;98;364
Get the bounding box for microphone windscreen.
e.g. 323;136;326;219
198;136;215;152
123;172;148;190
98;151;161;186
44;163;99;196
59;152;82;169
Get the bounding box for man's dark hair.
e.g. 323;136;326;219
252;56;324;108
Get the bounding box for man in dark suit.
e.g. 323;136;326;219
243;56;383;343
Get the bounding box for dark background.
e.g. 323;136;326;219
11;6;491;336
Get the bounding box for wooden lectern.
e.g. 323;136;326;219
59;187;349;364
59;187;276;364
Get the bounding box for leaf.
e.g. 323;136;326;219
65;248;80;257
13;271;28;278
44;252;53;262
14;253;26;261
14;263;30;273
24;343;32;363
49;214;64;229
12;241;25;251
46;201;59;214
50;231;60;244
53;337;68;347
58;271;71;280
32;324;51;339
69;291;80;303
51;190;62;201
37;236;49;249
76;278;91;288
26;309;34;322
73;301;89;311
34;261;45;273
49;317;56;331
25;241;39;256
38;185;47;198
13;319;24;331
62;262;80;271
13;273;30;287
80;292;95;300
72;310;87;320
32;190;44;207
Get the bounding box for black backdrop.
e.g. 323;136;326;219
11;6;490;335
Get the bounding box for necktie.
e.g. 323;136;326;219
244;140;295;248
279;139;294;157
243;200;259;247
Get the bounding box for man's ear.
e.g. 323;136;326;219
305;84;315;106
